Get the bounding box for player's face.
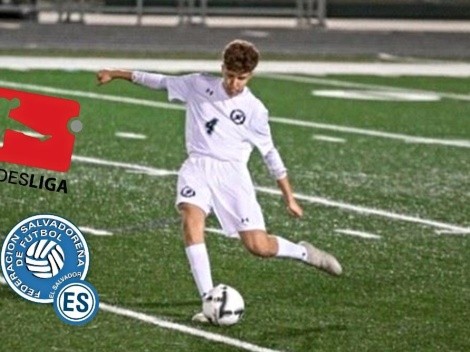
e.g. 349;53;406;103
222;66;253;97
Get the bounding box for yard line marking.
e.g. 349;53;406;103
255;186;470;233
435;229;470;235
206;227;240;238
271;116;470;148
115;132;147;140
79;226;114;236
70;155;469;234
0;80;184;111
206;227;225;235
312;135;346;143
0;277;281;352
311;89;441;102
263;74;470;102
71;155;178;176
16;130;45;139
1;79;467;149
2;57;470;77
334;229;381;239
99;303;283;352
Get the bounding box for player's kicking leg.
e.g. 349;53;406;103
239;230;342;276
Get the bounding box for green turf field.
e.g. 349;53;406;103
0;69;469;352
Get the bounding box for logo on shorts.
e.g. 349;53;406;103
1;214;90;304
230;109;246;125
180;186;196;197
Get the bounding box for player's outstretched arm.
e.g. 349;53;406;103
96;69;133;85
276;176;303;218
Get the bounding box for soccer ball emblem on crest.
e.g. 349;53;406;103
25;239;65;278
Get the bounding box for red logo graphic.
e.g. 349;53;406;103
0;88;80;172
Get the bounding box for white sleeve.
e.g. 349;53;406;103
263;148;287;180
132;71;168;90
166;74;198;103
132;72;196;103
250;108;287;180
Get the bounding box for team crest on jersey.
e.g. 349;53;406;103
180;186;196;197
230;109;246;125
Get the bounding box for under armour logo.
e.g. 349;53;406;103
230;109;246;125
180;186;196;197
241;217;249;224
205;88;214;96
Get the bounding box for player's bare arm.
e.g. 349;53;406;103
276;176;303;218
96;69;133;85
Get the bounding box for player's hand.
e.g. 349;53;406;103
96;70;113;85
286;199;303;218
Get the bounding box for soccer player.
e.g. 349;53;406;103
97;39;342;322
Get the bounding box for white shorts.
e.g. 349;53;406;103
176;156;266;237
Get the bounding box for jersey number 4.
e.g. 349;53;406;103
205;118;218;135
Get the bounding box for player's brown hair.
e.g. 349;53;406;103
222;39;260;73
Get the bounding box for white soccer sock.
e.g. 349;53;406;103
185;243;214;298
275;236;307;261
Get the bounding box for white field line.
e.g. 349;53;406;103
79;226;114;236
435;229;470;235
16;130;44;139
1;79;468;149
115;132;147;140
206;227;225;235
0;80;183;111
70;154;469;234
254;186;469;233
0;276;281;352
312;135;346;143
264;74;470;102
99;303;283;352
311;89;441;101
334;229;381;239
71;155;178;176
206;227;240;238
2;57;470;77
271;116;470;148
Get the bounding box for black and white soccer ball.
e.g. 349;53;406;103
202;284;245;326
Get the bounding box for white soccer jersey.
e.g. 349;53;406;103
132;71;286;179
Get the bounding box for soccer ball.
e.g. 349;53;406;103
202;284;245;326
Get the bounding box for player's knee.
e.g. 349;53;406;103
179;203;205;245
179;203;203;224
183;229;203;246
240;231;276;258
